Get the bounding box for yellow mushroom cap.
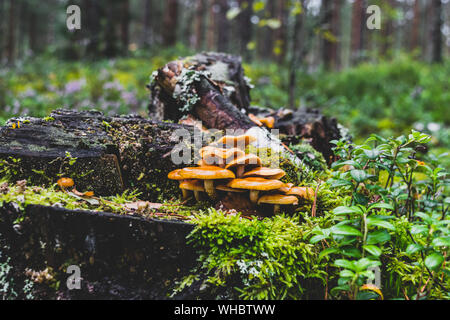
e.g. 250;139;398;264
225;154;262;169
57;177;74;188
179;166;235;180
224;148;245;162
259;117;275;129
286;187;315;200
216;134;257;148
179;180;205;191
258;194;299;205
199;146;227;158
168;169;184;180
227;177;284;191
279;183;294;193
243;167;285;180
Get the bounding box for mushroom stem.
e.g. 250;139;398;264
204;180;217;199
181;189;191;200
273;204;281;214
194;191;202;201
249;190;260;204
236;165;245;178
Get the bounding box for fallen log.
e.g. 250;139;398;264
148;52;347;166
0;109;196;201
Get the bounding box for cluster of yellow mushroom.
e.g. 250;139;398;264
168;134;315;214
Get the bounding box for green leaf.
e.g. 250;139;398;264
340;270;355;278
406;243;423;255
334;259;356;271
354;258;381;272
333;206;364;216
369;202;394;211
350;170;369;183
363;245;382;257
363;149;382;160
432;237;450;247
319;248;339;260
425;252;444;271
310;234;327;244
411;225;428;235
366;217;395;231
366;230;391;245
331;225;363;237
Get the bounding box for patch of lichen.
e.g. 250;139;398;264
289;143;328;173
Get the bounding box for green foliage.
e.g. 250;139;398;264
311;130;449;300
173;208;327;300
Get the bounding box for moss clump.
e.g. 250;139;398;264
246;146;313;185
171;208;328;300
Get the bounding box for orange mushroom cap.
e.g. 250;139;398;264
257;194;299;205
243;167;285;180
179;166;235;180
57;177;74;188
227;177;284;191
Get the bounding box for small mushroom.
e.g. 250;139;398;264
227;177;284;204
243;167;285;180
286;187;315;201
279;183;294;193
179;180;205;201
57;178;74;189
179;166;235;199
225;154;262;178
168;169;190;199
258;194;298;214
259;116;275;129
249;114;263;127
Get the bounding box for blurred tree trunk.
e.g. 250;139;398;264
7;0;15;64
410;0;420;51
331;0;342;70
28;7;37;54
431;0;442;63
162;0;178;47
84;0;102;57
321;0;333;70
0;0;4;62
217;0;230;52
121;0;130;54
207;1;217;50
104;2;121;57
261;0;275;59
142;0;153;48
350;0;364;64
238;0;253;60
274;0;288;63
288;0;306;109
194;0;205;50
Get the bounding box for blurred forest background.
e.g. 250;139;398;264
0;0;449;154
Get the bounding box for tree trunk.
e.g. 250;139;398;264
0;109;196;201
162;0;178;47
238;0;253;60
350;0;364;64
274;0;288;63
216;0;230;52
431;0;443;63
121;0;130;54
410;0;420;51
142;0;152;48
322;0;333;70
288;0;306;109
207;0;217;50
194;0;205;50
7;0;15;64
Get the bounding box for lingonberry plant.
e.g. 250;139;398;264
311;130;449;299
